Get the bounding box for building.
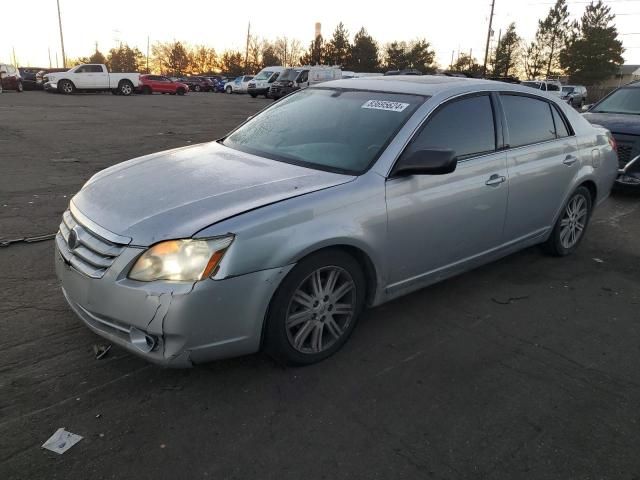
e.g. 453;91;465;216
599;64;640;87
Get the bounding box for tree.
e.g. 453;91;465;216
261;42;280;68
190;45;217;74
530;0;571;77
300;35;326;65
384;41;409;70
492;23;521;77
273;37;303;67
407;39;436;73
152;41;190;75
220;50;245;76
325;22;351;66
107;44;144;72
524;36;546;79
451;53;483;76
89;48;106;64
348;27;380;72
560;0;624;84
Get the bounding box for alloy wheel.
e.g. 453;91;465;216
285;266;356;354
559;193;588;249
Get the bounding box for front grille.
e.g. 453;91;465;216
56;210;125;278
612;132;639;169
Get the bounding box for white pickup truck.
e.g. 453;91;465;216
43;64;140;96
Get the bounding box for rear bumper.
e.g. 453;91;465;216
55;243;293;367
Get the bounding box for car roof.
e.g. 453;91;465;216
319;75;540;97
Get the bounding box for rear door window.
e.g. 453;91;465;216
501;95;556;147
551;106;570;138
409;94;496;160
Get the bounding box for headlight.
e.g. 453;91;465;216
128;236;234;282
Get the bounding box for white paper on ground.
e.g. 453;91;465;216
42;428;83;454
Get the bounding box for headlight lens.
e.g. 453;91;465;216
128;236;234;282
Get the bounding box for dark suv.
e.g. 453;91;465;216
179;76;214;92
18;67;45;90
0;64;23;93
583;82;640;188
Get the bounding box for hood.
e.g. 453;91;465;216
583;112;640;136
72;142;354;246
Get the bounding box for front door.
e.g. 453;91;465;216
385;94;508;292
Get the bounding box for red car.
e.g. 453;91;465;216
139;75;189;95
0;63;23;93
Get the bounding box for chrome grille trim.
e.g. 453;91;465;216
57;209;126;279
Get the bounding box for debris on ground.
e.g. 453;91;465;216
42;428;83;454
491;295;530;305
93;344;112;360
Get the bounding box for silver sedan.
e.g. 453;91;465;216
55;76;618;367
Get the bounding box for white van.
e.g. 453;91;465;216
521;79;563;97
269;66;342;99
247;66;284;98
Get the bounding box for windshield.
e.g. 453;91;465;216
278;69;302;81
223;88;426;174
522;81;542;89
592;87;640;115
562;86;574;93
253;70;274;81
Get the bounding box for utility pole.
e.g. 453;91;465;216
482;0;496;77
56;0;66;68
469;48;473;71
12;47;17;67
450;50;454;70
55;52;59;68
48;48;52;68
244;21;251;73
146;36;150;73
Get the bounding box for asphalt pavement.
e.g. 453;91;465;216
1;91;639;479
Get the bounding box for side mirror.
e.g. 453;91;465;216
391;148;457;177
581;104;592;112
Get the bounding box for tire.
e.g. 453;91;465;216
141;86;152;95
0;83;3;94
118;80;134;96
264;249;366;366
59;79;75;94
265;91;271;99
177;88;185;96
250;93;257;98
543;186;593;256
226;86;232;94
194;85;201;92
16;81;23;93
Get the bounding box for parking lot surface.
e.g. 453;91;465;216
1;91;639;479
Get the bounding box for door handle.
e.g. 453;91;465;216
563;155;578;166
485;174;506;187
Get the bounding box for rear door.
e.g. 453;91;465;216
385;93;509;289
498;93;578;242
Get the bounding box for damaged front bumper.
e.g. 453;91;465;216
55;244;292;367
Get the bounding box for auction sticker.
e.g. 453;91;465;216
361;100;410;112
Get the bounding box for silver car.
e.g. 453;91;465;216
55;77;618;367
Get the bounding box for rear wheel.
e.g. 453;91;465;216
543;186;592;256
118;80;134;96
59;80;75;94
264;250;366;365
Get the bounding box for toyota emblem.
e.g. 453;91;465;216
68;228;80;250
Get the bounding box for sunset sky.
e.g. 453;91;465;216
4;0;640;69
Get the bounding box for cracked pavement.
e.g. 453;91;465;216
1;91;639;479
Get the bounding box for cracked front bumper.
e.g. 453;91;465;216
55;244;292;367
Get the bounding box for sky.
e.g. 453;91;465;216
4;0;640;69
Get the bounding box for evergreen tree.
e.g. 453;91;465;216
451;53;483;76
89;49;106;65
560;0;624;84
349;28;380;72
385;41;409;70
300;35;326;65
492;23;521;77
325;22;351;66
524;36;546;79
534;0;571;77
220;51;245;76
407;39;436;73
152;41;190;75
107;44;144;72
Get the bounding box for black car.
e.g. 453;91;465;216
18;67;45;90
178;76;214;92
583;81;640;188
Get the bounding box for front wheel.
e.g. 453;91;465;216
250;93;257;98
59;80;75;94
194;85;201;92
176;88;185;96
16;81;23;93
141;85;152;95
264;250;366;365
225;86;232;94
543;186;592;256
